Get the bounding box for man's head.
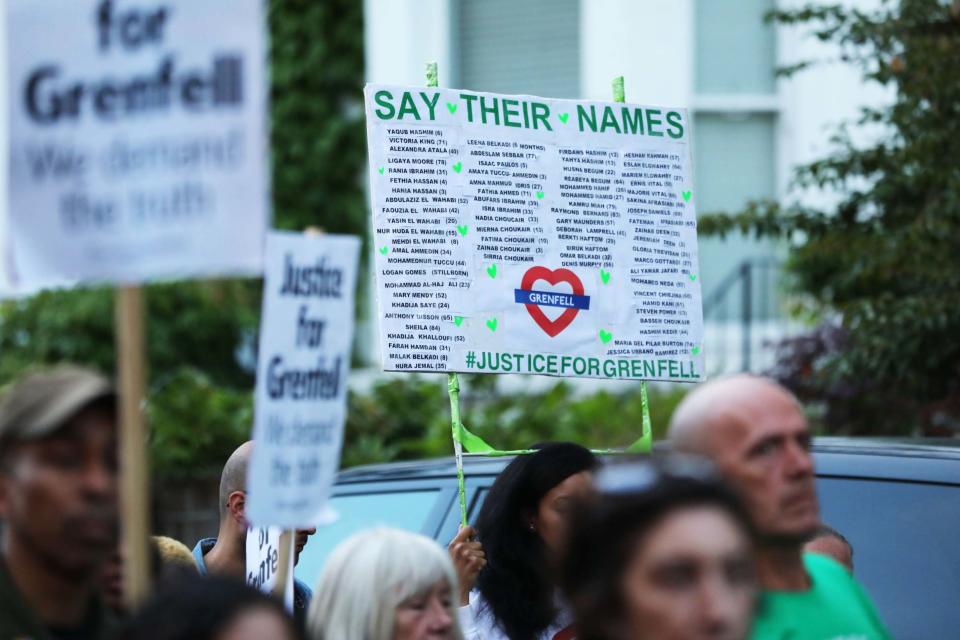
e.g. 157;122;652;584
219;441;254;541
0;366;118;578
804;525;853;572
218;441;316;563
668;375;819;545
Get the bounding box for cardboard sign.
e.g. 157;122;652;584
5;0;269;288
245;527;293;611
246;232;360;528
365;84;704;382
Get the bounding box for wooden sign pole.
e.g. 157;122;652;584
115;285;152;608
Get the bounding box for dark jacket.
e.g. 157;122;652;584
191;538;312;629
0;558;117;640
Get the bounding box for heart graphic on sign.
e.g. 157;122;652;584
379;246;389;255
486;318;498;332
378;166;385;175
691;345;701;355
452;162;463;173
558;113;570;124
599;329;613;344
600;269;611;284
457;224;469;237
454;316;464;327
447;102;458;114
682;190;692;202
536;191;545;199
520;266;585;338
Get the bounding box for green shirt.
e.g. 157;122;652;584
751;553;891;640
0;558;116;640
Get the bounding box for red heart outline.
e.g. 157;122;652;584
521;266;585;337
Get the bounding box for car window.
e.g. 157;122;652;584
817;477;960;639
295;489;441;588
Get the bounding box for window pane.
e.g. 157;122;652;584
817;478;960;638
457;0;579;98
693;112;777;319
294;490;441;587
695;0;776;94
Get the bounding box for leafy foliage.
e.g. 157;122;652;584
701;0;960;434
342;375;687;468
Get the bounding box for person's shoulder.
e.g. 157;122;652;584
803;552;851;579
294;577;313;603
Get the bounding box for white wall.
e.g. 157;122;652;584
364;0;453;85
580;0;693;106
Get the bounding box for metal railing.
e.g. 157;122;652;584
701;257;796;374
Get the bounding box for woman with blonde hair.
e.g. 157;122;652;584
308;527;463;640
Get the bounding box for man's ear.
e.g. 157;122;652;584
227;490;247;528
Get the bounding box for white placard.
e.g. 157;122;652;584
5;0;269;289
365;84;704;382
247;231;360;528
245;526;293;611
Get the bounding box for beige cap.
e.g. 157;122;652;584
0;366;116;447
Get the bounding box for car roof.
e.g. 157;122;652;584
337;437;960;485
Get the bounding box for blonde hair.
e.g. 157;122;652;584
307;527;463;640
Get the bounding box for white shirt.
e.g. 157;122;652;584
458;590;576;640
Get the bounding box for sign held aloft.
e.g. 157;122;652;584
365;83;704;383
5;0;269;288
246;231;360;529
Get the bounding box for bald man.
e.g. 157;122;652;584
668;375;890;640
192;442;316;627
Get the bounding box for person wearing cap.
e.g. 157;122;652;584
0;366;119;640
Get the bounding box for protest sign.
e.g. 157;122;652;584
365;84;704;383
246;527;294;611
247;231;360;528
5;0;268;288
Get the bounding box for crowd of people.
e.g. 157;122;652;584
0;366;891;639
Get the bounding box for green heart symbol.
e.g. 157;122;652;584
689;273;697;282
457;224;469;237
486;318;498;332
486;264;497;278
378;166;385;175
454;316;464;327
600;269;611;284
378;246;389;255
558;113;570;124
691;345;701;355
452;162;463;174
599;329;613;344
682;190;692;202
446;102;457;114
536;191;545;199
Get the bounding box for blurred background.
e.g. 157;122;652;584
0;0;957;542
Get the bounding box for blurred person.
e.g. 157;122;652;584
101;535;198;614
804;524;854;572
450;442;598;639
117;573;298;640
561;457;757;640
192;441;315;627
669;374;890;639
0;366;119;639
307;527;461;640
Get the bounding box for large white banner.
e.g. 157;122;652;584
5;0;269;288
247;231;360;528
365;84;704;382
